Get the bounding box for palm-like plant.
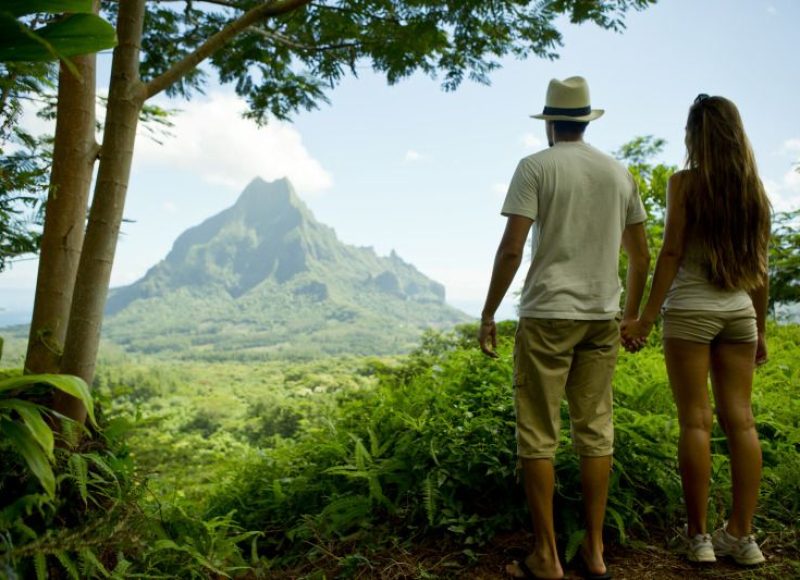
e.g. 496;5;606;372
0;373;96;497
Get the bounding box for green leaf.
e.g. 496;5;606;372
606;506;628;544
565;528;586;564
79;548;110;578
68;453;89;505
55;550;81;580
0;13;117;62
0;419;55;497
0;373;96;426
34;552;47;580
0;399;54;459
3;1;94;17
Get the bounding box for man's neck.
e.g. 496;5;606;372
553;135;584;144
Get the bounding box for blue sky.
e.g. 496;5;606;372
1;0;799;325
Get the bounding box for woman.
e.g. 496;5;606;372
623;94;770;566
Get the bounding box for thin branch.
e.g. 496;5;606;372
143;0;312;100
146;0;243;7
251;26;361;53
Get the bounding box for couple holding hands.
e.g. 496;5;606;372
478;77;770;579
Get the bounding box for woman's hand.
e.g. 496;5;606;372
620;318;653;352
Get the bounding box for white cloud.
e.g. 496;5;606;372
162;201;177;213
404;149;422;162
492;182;509;197
765;167;800;212
134;93;332;194
521;133;543;150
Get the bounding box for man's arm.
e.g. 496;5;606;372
479;214;533;357
621;222;650;320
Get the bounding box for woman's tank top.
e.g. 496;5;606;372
663;238;752;311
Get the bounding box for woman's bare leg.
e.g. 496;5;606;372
664;338;713;536
710;341;761;537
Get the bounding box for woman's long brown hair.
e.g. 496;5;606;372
683;95;771;291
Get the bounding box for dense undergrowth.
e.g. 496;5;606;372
1;322;798;578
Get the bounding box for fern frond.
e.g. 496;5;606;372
272;479;284;502
423;474;437;526
33;552;47;580
565;529;586;564
368;427;380;457
111;553;131;579
54;550;80;580
68;454;89;506
79;547;110;578
354;437;370;471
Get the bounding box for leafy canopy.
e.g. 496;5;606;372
0;0;116;63
125;0;657;122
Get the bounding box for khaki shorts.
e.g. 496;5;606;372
662;306;757;344
513;317;620;459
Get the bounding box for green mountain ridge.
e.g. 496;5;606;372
105;177;470;359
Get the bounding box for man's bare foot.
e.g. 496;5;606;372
580;543;609;577
505;553;564;579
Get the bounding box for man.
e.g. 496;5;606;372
478;76;650;580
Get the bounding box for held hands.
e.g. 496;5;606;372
478;319;498;358
620;317;653;353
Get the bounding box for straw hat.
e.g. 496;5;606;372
531;76;604;122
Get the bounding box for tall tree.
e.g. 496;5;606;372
25;50;98;376
15;0;116;378
1;0;115;273
40;0;658;422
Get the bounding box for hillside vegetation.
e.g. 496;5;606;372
2;322;797;578
102;178;469;360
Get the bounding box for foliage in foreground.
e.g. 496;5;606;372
0;370;263;579
206;323;800;574
1;322;798;578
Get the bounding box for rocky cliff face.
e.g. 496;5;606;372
104;177;468;359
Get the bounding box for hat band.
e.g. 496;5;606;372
541;105;592;117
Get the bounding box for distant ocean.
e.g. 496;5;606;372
0;312;29;328
0;288;34;329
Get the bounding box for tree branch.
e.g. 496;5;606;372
250;26;361;53
146;0;243;7
143;0;312;100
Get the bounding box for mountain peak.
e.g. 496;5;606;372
234;177;310;218
104;177;469;357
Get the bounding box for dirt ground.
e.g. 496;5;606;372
463;530;799;579
264;528;800;579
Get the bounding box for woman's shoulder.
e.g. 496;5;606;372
669;168;695;183
668;169;696;198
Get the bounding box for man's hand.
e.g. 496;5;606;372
478;319;498;358
755;331;768;366
620;317;652;353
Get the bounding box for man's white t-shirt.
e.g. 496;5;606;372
502;141;646;320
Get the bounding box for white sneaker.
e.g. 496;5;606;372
712;527;765;565
687;532;716;563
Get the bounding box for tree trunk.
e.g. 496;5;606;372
25;50;97;375
57;0;147;423
53;0;309;423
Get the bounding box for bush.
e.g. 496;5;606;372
207;322;800;571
